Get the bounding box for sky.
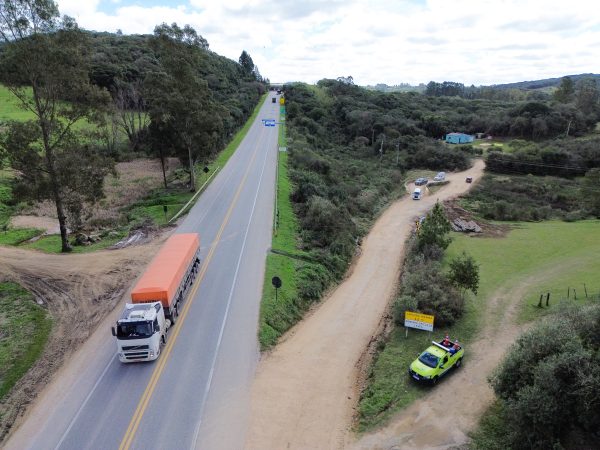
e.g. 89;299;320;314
55;0;600;86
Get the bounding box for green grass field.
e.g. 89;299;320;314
358;220;600;430
0;228;44;246
0;282;52;402
0;85;35;122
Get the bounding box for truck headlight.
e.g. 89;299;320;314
149;351;154;357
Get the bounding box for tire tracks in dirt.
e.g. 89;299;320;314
0;239;166;442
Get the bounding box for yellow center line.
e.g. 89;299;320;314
119;125;266;450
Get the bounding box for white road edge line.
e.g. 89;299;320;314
190;136;272;450
54;354;117;450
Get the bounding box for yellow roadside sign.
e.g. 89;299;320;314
279;97;285;105
404;311;434;331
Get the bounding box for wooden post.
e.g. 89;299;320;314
584;284;588;298
574;288;577;300
546;292;550;307
567;287;570;299
538;294;543;308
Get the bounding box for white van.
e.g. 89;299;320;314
434;172;446;182
412;188;422;200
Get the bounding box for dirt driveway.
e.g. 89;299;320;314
244;160;485;450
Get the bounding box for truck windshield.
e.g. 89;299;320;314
418;352;439;368
116;321;153;339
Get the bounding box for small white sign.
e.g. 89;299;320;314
404;319;434;332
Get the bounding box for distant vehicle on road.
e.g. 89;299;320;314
408;339;464;384
412;188;422;200
433;172;446;182
415;177;428;186
112;233;201;362
272;97;276;103
466;177;473;183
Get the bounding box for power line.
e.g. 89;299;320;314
485;156;590;171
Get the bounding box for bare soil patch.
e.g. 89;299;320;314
444;200;510;238
0;232;169;442
244;160;485;450
9;216;59;234
18;158;180;229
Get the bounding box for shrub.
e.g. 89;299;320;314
489;304;600;449
465;173;584;221
297;263;332;301
394;255;464;327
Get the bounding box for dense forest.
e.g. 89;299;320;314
271;74;600;343
0;1;265;251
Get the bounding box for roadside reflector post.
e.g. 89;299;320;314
163;204;168;223
584;284;588;298
538;294;543;308
546;292;550;307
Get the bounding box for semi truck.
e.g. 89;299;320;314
112;233;201;362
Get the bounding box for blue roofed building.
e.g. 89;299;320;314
445;132;474;144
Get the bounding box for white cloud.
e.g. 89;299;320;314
55;0;600;85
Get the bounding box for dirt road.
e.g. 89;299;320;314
350;256;579;450
244;160;485;450
350;274;529;449
0;237;166;441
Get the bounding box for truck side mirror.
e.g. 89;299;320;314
111;327;116;337
155;325;160;332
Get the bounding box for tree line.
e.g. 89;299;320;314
0;0;265;251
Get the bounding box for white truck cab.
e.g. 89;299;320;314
112;302;169;362
412;187;422;200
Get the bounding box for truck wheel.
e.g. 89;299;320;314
456;358;462;368
432;376;439;385
171;307;178;325
162;334;167;345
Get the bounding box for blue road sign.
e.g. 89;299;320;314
263;119;276;127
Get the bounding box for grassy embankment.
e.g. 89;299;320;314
10;93;268;253
0;85;35;122
0;282;52;403
258;103;310;348
358;220;600;430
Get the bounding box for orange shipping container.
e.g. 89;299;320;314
131;233;200;308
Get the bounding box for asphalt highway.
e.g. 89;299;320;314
7;95;280;450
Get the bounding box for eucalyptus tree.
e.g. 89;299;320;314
145;23;223;191
0;0;111;251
